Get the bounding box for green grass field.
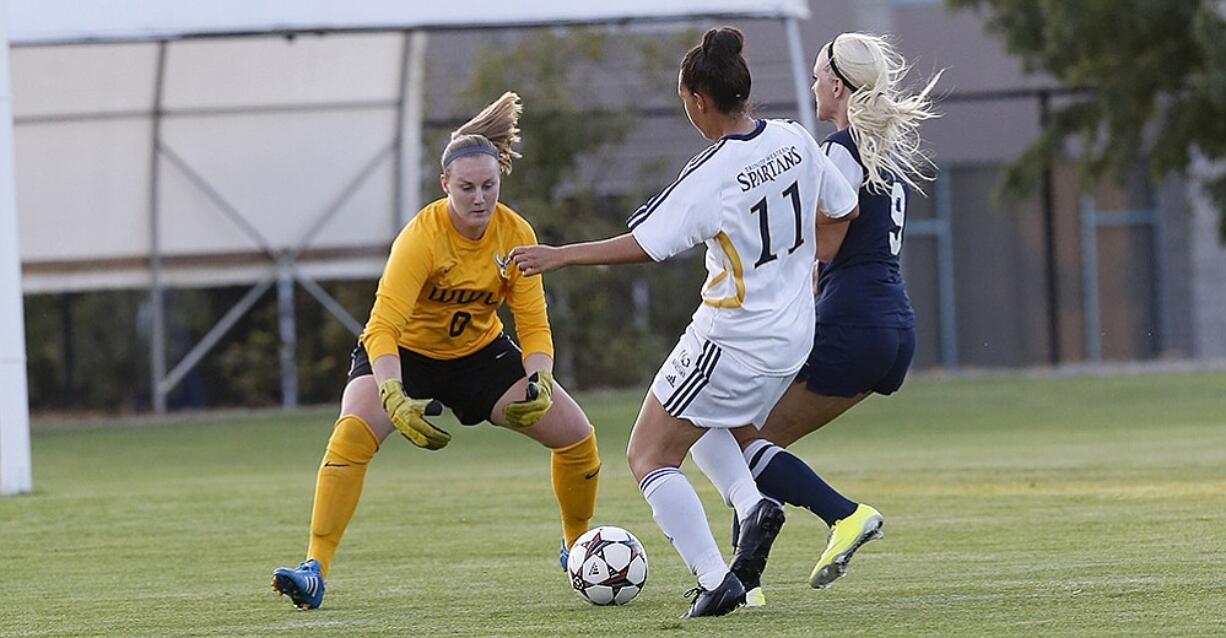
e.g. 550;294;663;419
3;371;1225;637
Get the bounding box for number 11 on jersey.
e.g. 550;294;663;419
750;180;805;268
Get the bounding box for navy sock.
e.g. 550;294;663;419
744;440;857;527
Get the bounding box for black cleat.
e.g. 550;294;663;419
729;499;785;591
682;571;746;618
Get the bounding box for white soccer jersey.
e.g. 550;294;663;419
629;119;858;374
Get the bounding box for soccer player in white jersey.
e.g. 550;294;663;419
510;26;858;618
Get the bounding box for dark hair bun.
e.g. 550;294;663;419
702;27;744;57
682;26;751;114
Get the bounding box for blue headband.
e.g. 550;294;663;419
443;146;499;167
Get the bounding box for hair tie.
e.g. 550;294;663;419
443;146;499;167
827;36;859;92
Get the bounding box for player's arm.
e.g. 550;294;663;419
821;205;859;223
509;234;651;276
511;152;718;274
816;200;858;265
361;229;430;362
815;141;863;263
502;226;561;426
361;230;450;449
817;213;855;264
504;223;557;361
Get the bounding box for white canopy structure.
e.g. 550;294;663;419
0;0;812;495
9;1;808;44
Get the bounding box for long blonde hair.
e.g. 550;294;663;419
441;91;523;175
825;33;942;194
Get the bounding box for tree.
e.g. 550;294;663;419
949;0;1226;239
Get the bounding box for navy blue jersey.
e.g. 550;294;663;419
814;128;915;328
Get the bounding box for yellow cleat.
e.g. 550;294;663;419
810;504;884;589
744;586;766;608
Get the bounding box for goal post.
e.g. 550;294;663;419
1;0;33;496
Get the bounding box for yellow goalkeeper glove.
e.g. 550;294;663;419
503;370;554;428
378;379;450;450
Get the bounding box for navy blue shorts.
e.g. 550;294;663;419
795;324;915;398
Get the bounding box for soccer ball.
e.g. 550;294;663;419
567;526;648;606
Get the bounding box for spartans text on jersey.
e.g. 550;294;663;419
736;146;804;192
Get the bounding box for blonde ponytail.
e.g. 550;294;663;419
829;33;942;195
441;91;523;174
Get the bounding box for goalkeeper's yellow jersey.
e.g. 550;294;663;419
359;198;553;362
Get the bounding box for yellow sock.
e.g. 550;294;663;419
306;415;379;577
551;429;601;548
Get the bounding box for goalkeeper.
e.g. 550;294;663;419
271;92;601;611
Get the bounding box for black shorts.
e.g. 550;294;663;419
347;334;526;426
795;324;916;398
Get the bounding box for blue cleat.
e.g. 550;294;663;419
271;559;325;610
560;538;570;571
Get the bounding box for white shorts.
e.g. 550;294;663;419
650;328;795;430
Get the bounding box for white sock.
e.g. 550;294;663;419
639;466;729;589
691;428;767;523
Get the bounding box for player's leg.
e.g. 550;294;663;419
490;373;592;447
687;370;794;603
733;387;882;589
733;384;866;522
272;369;393;610
733;325;913;588
722;389;864;603
734;323;888;525
464;335;599;565
691;429;772;528
491;377;600;559
794;327;911;589
307;375;394;570
635;330;795;617
628;393;744;618
743;384;866;448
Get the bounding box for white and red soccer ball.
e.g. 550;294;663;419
567;526;648;606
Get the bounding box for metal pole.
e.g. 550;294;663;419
393;31;407;232
1038;91;1061;365
277;259;298;409
784;17;818;136
149;41;168;413
290;142;395;259
1080;196;1102;362
935;166;958;368
1150;204;1169;357
292;266;364;336
159;144;277;255
632;279;650;331
61;293;75;408
158;278;273;396
397;30;427;230
0;0;33;495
